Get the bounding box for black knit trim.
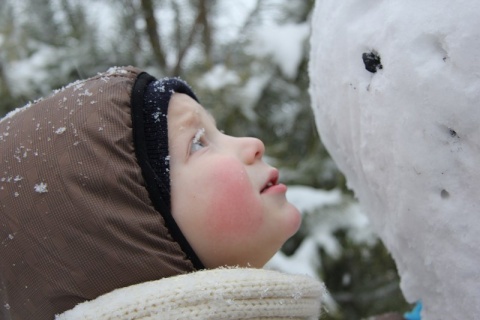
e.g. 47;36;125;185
131;72;205;270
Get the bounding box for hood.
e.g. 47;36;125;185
0;66;199;319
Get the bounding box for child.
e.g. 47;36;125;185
0;67;322;319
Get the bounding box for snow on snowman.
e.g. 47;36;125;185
309;1;480;320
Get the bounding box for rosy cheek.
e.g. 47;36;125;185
204;160;263;239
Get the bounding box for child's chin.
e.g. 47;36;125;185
285;204;302;237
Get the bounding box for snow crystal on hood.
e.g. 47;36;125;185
34;182;48;193
55;127;66;135
0;102;33;125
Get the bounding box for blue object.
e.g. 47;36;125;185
404;302;422;320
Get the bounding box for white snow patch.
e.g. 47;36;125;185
34;182;48;193
267;237;320;279
271;186;375;270
198;65;240;91
268;185;373;314
193;128;205;144
235;74;271;121
80;89;93;97
247;22;309;79
55;127;66;134
0;102;33;125
104;66;128;76
286;186;342;214
5;45;59;96
152;112;161;122
214;0;258;43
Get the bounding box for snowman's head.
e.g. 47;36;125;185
309;1;480;319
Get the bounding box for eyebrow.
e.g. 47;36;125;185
175;106;216;130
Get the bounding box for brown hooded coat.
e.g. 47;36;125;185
0;67;201;319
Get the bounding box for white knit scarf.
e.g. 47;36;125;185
56;268;325;320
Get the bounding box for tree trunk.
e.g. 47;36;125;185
140;0;167;69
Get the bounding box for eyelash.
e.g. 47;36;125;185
190;128;206;153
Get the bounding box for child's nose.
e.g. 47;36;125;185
237;137;265;164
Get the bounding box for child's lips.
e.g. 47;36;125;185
262;183;288;194
260;169;285;194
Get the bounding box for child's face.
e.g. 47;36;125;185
168;93;301;268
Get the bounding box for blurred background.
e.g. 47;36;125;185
0;0;410;318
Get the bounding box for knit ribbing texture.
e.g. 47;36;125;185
56;268;325;320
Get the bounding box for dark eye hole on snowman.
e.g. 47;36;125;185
363;51;383;73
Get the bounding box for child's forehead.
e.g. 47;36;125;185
169;97;216;127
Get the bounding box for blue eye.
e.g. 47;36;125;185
191;140;206;153
190;128;206;153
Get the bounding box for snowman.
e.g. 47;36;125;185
309;1;480;319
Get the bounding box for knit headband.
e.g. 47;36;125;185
131;72;204;270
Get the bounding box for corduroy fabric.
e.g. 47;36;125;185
0;67;197;320
56;268;325;320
